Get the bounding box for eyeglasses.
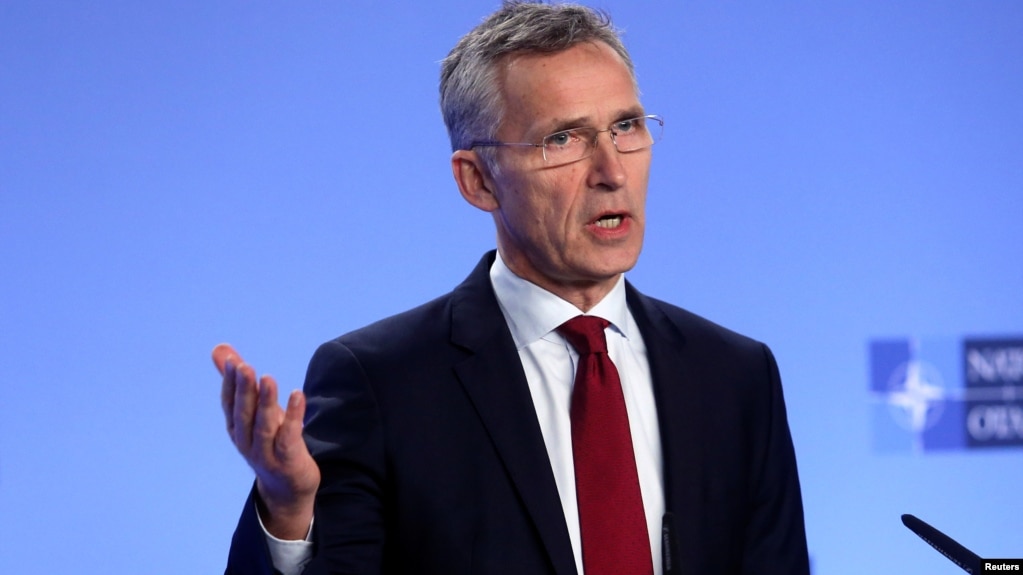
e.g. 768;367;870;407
470;114;664;167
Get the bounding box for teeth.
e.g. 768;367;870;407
595;216;623;229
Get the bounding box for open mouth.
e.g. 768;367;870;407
594;215;624;229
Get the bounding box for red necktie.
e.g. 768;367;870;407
558;315;652;575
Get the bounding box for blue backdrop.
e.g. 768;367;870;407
2;1;1020;573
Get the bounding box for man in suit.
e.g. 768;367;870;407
216;2;810;574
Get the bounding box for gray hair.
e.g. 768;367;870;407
439;0;636;163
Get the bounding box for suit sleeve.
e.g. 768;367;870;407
225;339;388;575
741;344;810;575
225;485;284;575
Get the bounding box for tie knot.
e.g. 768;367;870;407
557;315;611;355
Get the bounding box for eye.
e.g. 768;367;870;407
613;118;642;134
546;130;575;148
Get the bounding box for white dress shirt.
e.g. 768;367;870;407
489;253;664;575
265;253;665;574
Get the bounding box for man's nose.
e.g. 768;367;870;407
587;130;627;189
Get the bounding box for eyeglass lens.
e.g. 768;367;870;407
542;116;662;165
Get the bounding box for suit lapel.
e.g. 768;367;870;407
626;284;708;559
449;253;578;575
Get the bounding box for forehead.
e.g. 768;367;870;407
496;42;641;137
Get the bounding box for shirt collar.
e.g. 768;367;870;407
489;251;632;349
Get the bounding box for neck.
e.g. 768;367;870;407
555;281;617;313
497;250;620;313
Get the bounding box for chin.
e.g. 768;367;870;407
600;248;642;274
581;257;640;281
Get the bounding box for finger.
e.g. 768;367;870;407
221;360;238;434
215;343;243;431
276;390;308;463
252;374;285;464
232;362;261;454
212;342;242;375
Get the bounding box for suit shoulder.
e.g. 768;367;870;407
634;291;768;356
325;292;454;355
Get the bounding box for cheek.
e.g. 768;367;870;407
497;170;584;239
496;182;552;239
516;175;565;219
541;170;586;216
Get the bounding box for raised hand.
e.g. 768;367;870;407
214;343;321;540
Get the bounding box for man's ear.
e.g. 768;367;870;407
451;149;500;213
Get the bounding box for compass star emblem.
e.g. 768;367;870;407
887;360;946;432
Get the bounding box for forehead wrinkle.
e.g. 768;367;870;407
496;43;643;141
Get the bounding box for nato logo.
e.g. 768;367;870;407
869;337;1023;453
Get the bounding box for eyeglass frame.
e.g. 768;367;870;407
469;114;664;167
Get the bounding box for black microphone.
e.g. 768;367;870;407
662;512;680;575
901;513;982;573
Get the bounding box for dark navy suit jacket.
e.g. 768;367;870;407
226;251;810;575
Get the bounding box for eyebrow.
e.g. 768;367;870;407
543;106;647;135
